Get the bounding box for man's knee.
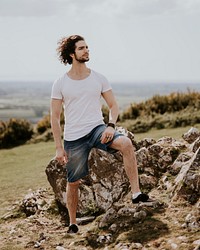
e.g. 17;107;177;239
67;180;80;188
119;137;133;153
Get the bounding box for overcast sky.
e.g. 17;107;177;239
0;0;200;83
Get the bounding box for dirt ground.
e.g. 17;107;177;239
0;188;199;250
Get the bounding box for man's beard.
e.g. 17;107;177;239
74;53;89;63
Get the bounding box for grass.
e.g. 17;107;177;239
0;141;55;217
0;124;199;217
134;124;200;141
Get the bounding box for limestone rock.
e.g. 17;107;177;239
184;212;200;229
148;137;184;172
98;201;160;230
136;147;152;170
88;148;129;211
158;175;173;190
182;127;200;143
45;159;67;207
96;233;113;244
171;147;200;204
192;136;200;153
45;128;132;216
98;207;118;228
137;138;156;149
170;152;194;175
115;242;143;250
139;174;158;190
19;189;54;216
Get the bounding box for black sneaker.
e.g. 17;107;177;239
67;224;79;234
132;193;149;204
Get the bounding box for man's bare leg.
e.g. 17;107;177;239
66;180;79;230
110;136;149;202
110;136;140;193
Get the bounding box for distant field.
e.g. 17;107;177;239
0;125;198;217
0;109;35;119
1;81;200;122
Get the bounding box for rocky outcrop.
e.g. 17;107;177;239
45;148;130;216
19;189;54;217
182;127;200;143
45;127;199;220
45;159;67;207
172;147;200;204
45;127;136;216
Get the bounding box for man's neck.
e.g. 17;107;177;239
67;63;91;80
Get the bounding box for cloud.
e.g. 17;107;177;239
0;0;200;20
111;0;200;19
0;0;61;17
0;0;107;17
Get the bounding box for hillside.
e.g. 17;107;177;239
0;126;199;250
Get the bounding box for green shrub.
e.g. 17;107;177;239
120;108;200;133
102;105;109;123
37;114;51;134
120;91;200;120
0;118;33;148
36;109;65;134
119;90;200;133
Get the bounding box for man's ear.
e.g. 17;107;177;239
70;53;74;59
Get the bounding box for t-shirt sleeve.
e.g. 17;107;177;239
100;74;112;93
51;79;63;99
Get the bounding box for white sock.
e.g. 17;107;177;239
132;192;142;199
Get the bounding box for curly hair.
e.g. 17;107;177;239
57;35;85;65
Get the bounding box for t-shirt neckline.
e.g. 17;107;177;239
66;69;92;82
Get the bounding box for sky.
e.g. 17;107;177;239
0;0;200;83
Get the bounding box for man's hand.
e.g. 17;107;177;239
101;126;115;144
55;147;68;164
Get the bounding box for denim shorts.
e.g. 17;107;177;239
64;124;123;182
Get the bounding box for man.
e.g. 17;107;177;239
51;35;149;234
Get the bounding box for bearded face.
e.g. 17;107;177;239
74;51;89;63
73;40;90;63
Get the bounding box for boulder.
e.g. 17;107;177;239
137;138;156;149
169;151;194;175
87;148;129;211
19;189;55;217
182;127;200;143
171;147;200;204
192;136;200;153
46;149;130;217
148;136;185;172
45;159;67;207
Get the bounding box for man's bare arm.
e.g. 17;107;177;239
101;89;119;124
101;90;119;143
51;98;67;163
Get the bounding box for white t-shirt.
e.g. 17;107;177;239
51;70;112;141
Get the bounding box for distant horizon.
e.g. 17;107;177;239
1;78;200;121
1;79;200;85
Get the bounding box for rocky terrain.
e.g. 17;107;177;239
0;127;199;250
